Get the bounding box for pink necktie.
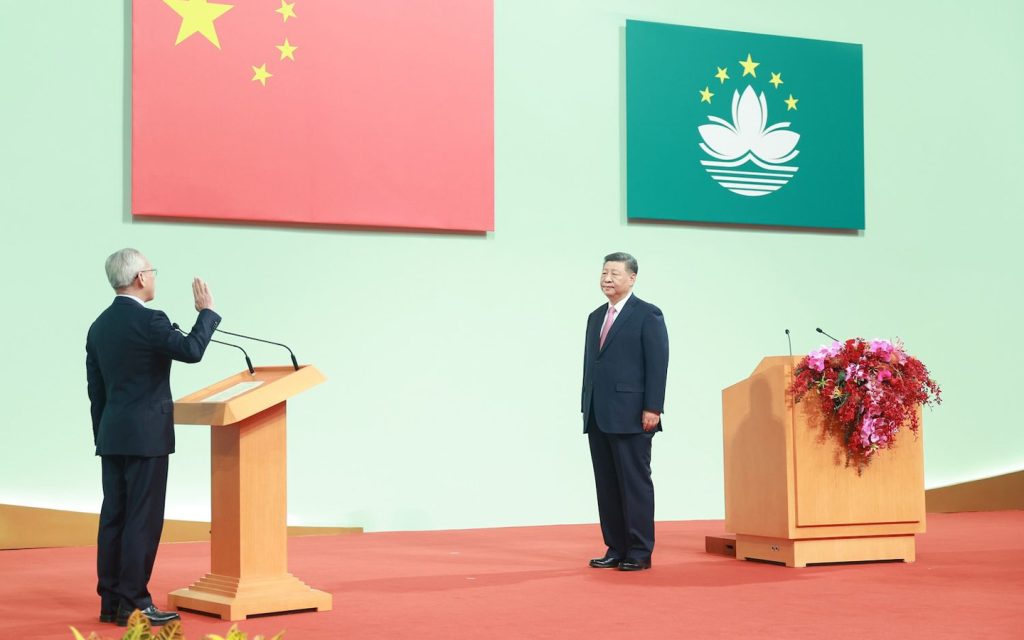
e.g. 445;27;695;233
599;305;617;348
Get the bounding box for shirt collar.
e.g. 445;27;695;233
608;291;632;313
115;294;146;306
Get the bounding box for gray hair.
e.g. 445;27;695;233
603;252;638;275
104;248;147;289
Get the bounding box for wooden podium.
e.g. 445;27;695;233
722;356;925;567
167;366;332;620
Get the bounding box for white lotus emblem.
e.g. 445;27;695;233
697;85;800;197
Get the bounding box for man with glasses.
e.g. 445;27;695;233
86;248;220;626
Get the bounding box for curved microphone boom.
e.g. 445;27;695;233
816;327;840;342
785;329;793;357
215;328;300;371
173;323;255;375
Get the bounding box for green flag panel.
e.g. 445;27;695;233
626;21;865;230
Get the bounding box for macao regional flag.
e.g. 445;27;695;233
626;21;864;230
133;0;493;231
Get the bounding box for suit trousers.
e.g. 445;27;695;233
587;412;655;560
97;454;169;610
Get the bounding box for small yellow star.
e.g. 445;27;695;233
275;0;296;22
699;86;714;104
714;66;729;84
739;53;759;78
251;63;273;86
276;38;297;61
163;0;234;49
785;94;799;110
769;72;783;89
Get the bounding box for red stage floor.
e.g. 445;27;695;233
1;511;1021;639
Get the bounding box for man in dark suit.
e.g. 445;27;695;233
86;248;221;626
582;252;669;571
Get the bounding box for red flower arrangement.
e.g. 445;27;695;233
789;338;941;470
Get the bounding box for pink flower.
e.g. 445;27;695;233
877;369;892;383
808;347;829;372
868;339;893;356
889;340;909;365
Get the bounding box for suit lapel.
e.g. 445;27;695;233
599;295;638;352
589;307;604;353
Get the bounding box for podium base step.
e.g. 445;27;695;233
735;533;916;567
167;572;332;621
704;535;737;557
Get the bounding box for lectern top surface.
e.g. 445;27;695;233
176;366;313;404
172;365;324;427
200;381;265;403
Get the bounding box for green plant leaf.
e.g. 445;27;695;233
121;626;143;640
155;620;184;640
225;626;247;640
120;610;152;640
206;624;246;640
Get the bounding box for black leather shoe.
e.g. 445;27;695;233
618;557;652;571
100;597;121;623
589;555;622;568
116;604;181;627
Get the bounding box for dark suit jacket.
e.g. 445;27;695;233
86;297;221;457
582;294;669;434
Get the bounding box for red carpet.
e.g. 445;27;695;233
1;511;1021;639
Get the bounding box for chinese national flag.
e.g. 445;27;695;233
132;0;494;231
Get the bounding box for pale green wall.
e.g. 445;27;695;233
1;0;1021;532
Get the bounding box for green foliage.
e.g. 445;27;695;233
205;624;284;640
69;611;283;640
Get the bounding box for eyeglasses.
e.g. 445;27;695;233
137;268;158;278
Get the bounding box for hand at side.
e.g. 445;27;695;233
642;410;660;432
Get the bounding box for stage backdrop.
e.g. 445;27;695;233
132;0;494;232
1;0;1022;533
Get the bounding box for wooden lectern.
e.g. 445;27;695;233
167;366;332;620
722;356;925;567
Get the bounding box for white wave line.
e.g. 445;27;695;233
700;153;799;172
706;168;796;178
748;157;798;172
712;176;789;185
700;157;751;168
719;182;780;191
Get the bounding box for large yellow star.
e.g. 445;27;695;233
276;38;297;61
785;94;799;110
739;53;759;78
276;0;297;22
252;63;273;86
769;72;783;89
163;0;234;49
714;66;729;84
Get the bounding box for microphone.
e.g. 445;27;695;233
173;323;255;375
816;327;840;342
215;328;300;371
785;329;793;357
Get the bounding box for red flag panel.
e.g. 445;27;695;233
132;0;494;231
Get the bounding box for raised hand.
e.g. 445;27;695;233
192;277;214;311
